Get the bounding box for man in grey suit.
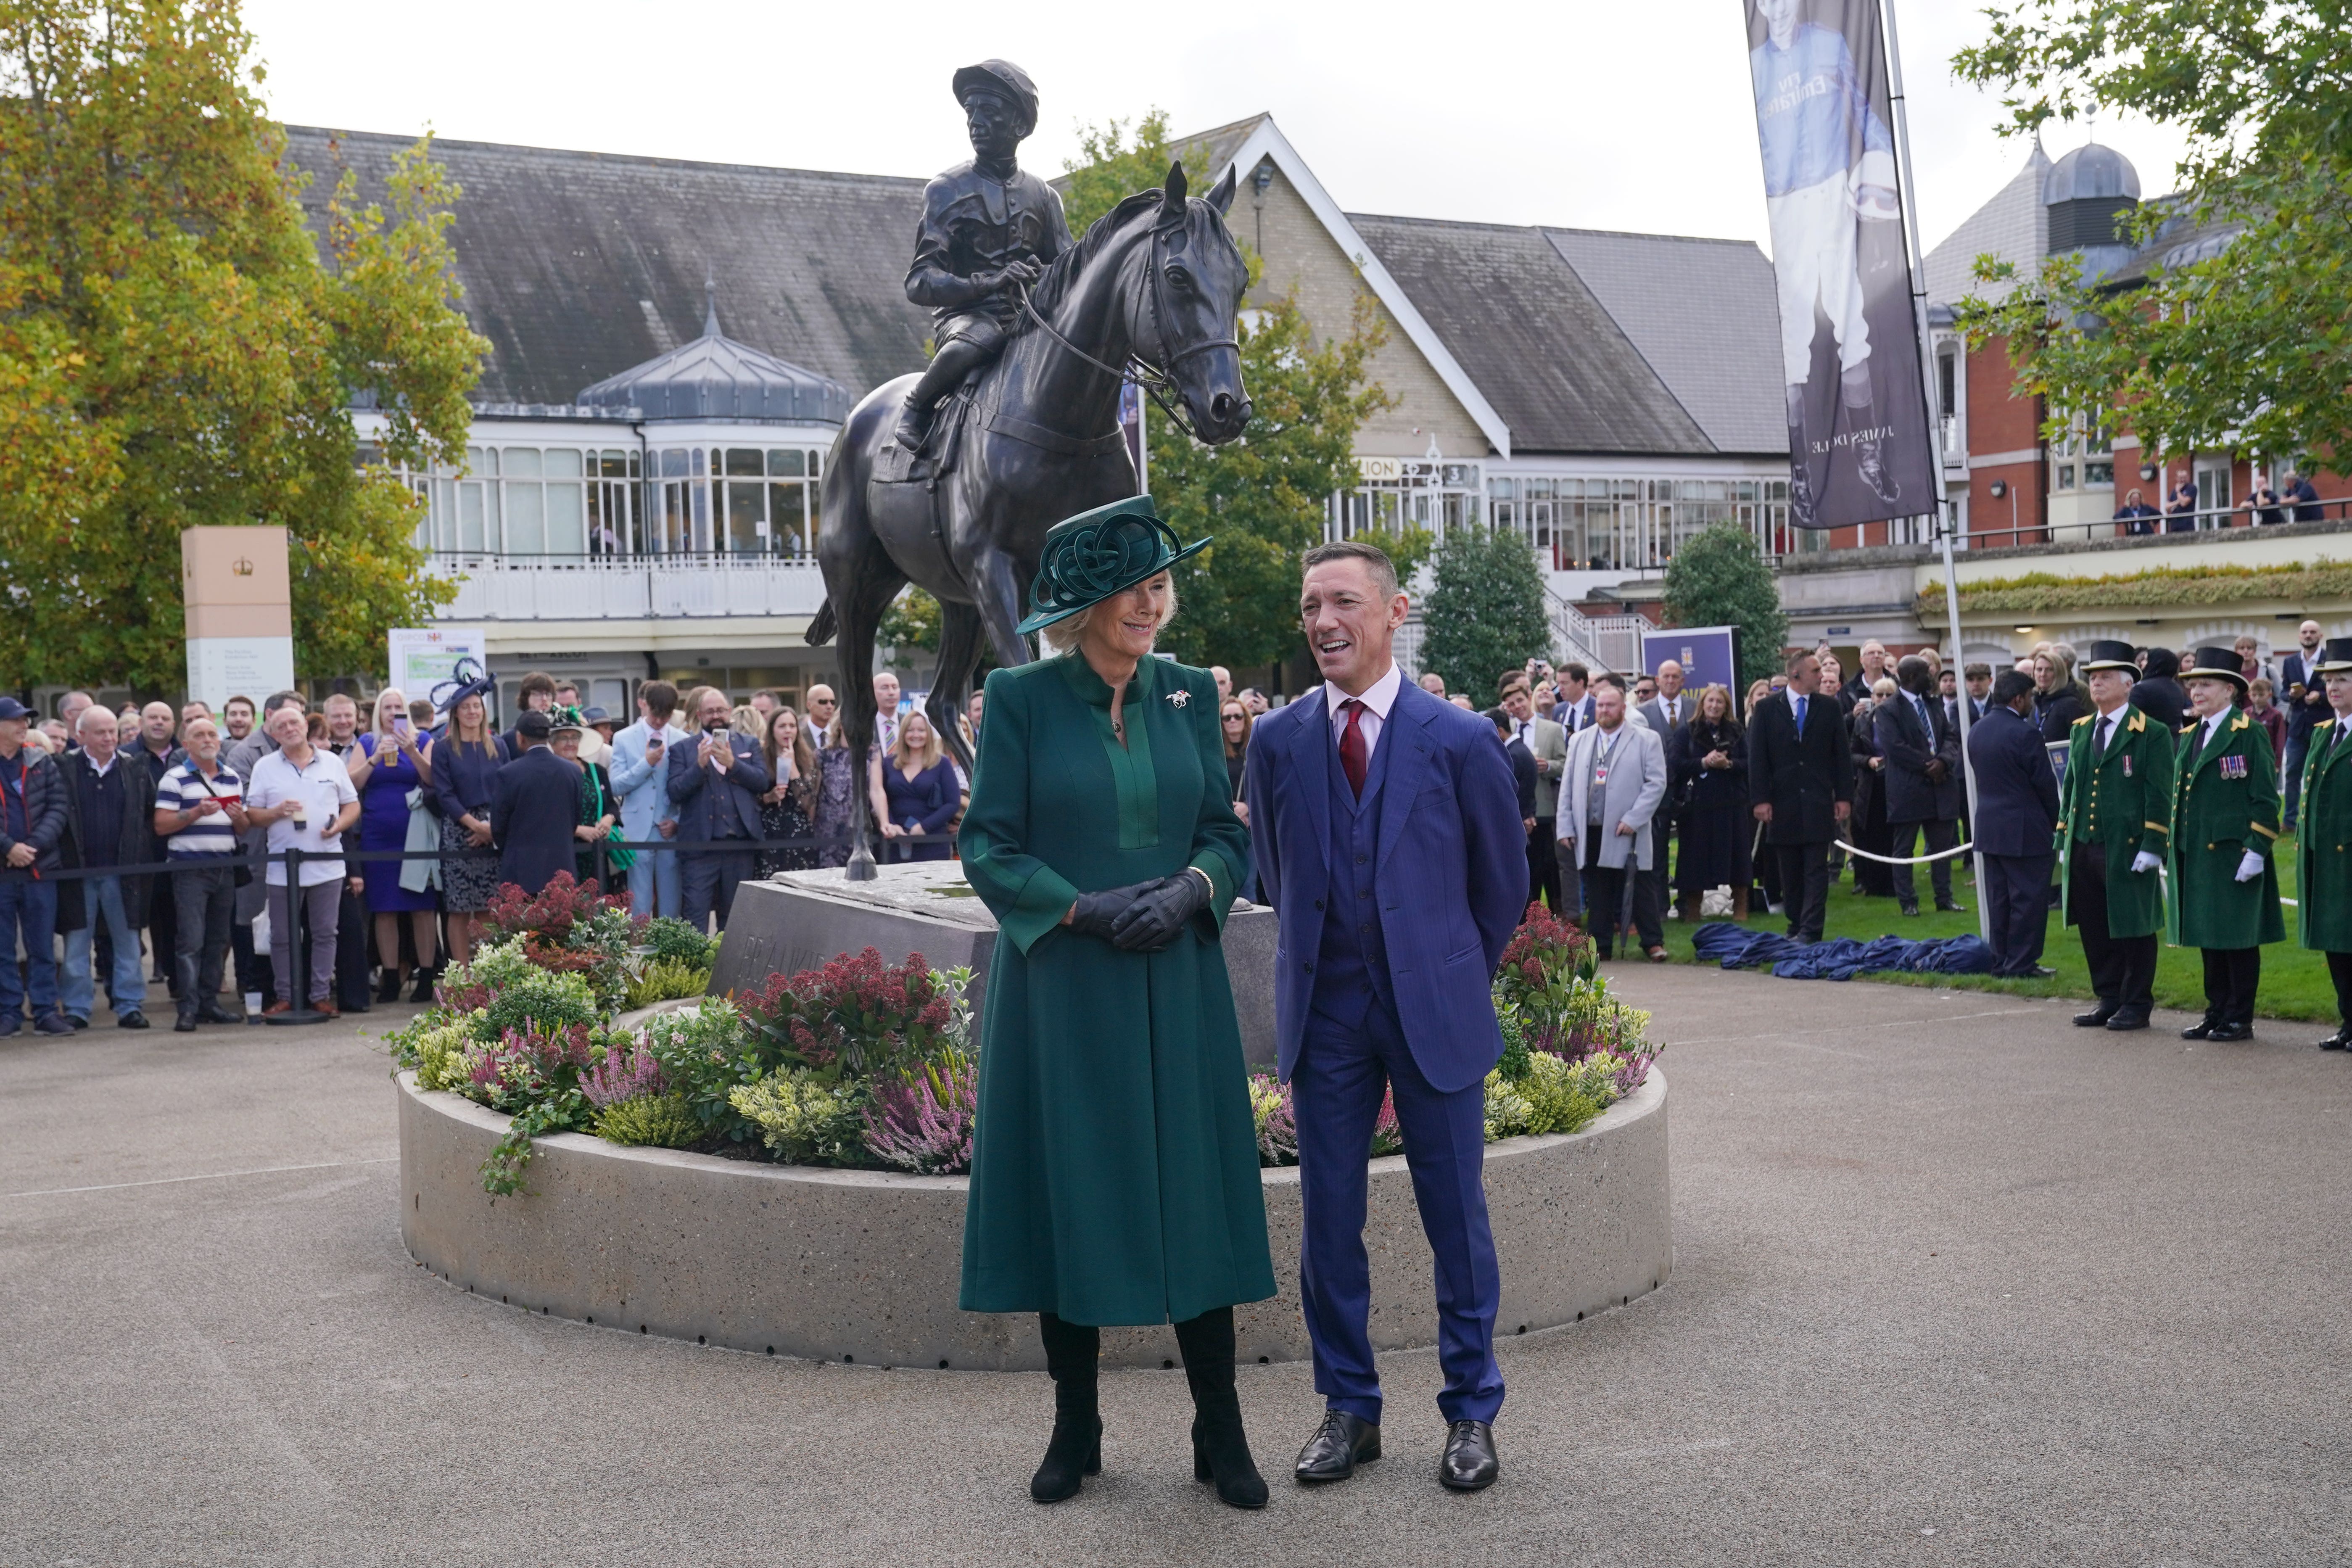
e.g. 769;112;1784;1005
1637;660;1696;944
1500;674;1567;913
1557;681;1670;959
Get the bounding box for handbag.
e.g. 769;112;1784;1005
589;766;635;872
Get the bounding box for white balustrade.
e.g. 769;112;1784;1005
427;553;829;622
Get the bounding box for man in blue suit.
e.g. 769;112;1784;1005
1244;540;1526;1494
1964;668;2062;977
667;684;769;932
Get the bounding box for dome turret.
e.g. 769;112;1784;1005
578;286;849;424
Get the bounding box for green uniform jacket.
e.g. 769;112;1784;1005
956;652;1274;1327
2057;705;2173;939
2297;720;2352;952
2167;708;2286;950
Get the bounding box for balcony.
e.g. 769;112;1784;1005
426;553;831;624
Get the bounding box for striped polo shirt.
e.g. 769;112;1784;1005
156;760;243;856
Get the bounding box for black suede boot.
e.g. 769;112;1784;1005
1032;1312;1102;1504
1175;1307;1267;1510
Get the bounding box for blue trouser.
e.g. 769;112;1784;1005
2284;734;2309;830
63;875;147;1020
1292;996;1505;1427
1982;850;2055;977
629;843;679;918
0;876;60;1019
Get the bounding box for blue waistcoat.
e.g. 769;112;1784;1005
1311;713;1399;1028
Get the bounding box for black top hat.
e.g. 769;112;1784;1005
516;710;554;739
2183;646;2251;691
952;60;1040;134
2314;637;2352;675
1017;495;1209;636
2079;639;2139;676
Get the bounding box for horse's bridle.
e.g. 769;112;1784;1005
1015;204;1239;445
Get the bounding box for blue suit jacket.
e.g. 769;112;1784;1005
1245;680;1527;1094
666;729;768;841
1963;704;2061;858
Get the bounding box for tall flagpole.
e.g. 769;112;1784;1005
1879;0;1990;944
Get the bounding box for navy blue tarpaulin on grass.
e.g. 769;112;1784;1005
1691;922;1996;981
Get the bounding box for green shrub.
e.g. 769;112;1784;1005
1518;1052;1604;1137
479;966;599;1041
1484;1069;1536;1140
596;1092;704;1148
730;1069;870;1166
624;957;711;1011
644;998;760;1140
1496;1011;1532;1084
642;916;721;970
408;1016;481;1093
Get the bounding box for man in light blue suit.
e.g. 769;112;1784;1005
609;680;688;918
1244;540;1527;1495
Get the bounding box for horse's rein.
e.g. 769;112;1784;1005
1012;207;1238;445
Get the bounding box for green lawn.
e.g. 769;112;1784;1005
1655;835;2341;1024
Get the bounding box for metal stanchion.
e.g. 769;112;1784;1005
261;845;331;1026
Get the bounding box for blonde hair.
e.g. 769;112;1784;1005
1871;677;1898;700
891;709;944;772
1040;573;1180;655
372;687;409;735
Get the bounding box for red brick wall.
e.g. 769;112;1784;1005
1966;335;2045;545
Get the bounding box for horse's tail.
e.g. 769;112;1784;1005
805;599;837;647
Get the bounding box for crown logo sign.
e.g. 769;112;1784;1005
231;557;255;576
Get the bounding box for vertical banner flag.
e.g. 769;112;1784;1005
1745;0;1934;531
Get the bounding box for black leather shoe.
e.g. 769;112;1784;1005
1294;1410;1380;1483
1936;899;1967;914
377;969;404;1003
2105;1012;2150;1032
117;1010;149;1030
174;1012;198;1033
1439;1420;1500;1491
1029;1417;1101;1504
2206;1022;2253;1043
2029;966;2057;979
2181;1019;2217;1040
2320;1029;2350;1050
197;1004;243;1025
2074;1005;2118;1028
1898;902;1921;917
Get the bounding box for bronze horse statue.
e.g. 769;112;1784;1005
809;160;1252;875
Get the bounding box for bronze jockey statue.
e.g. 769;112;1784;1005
893;59;1075;453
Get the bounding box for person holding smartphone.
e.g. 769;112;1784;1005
356;689;438;1003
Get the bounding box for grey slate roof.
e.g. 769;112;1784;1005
280;126;932;408
1542;229;1788;455
578;288;850;422
1347;214;1784;457
1922;140;2052;306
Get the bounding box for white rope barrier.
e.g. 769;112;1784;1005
1832;839;1976;866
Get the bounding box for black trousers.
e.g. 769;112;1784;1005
1579;834;1631;957
149;877;178;992
1772;838;1832;941
683;842;755;933
2197;947;2261;1028
1526;818;1560;913
172;861;238;1016
335;880;372;1012
2068;843;2157;1013
1633;817;1669;940
2328;950;2352;1027
1982;850;2056;976
1889;818;1958;907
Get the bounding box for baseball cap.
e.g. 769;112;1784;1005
0;697;31;721
516;710;554;739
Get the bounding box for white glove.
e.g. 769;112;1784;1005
2131;851;2161;875
2235;849;2265;883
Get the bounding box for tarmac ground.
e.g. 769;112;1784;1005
4;966;2351;1566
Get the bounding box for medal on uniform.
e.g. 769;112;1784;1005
2221;754;2247;779
2122;755;2133;777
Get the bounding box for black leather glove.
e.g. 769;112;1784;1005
1110;870;1215;953
1066;881;1158;942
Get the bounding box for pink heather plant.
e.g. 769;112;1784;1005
581;1035;665;1109
862;1056;977;1176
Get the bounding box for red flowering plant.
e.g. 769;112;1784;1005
1491;902;1654;1066
737;947;958;1083
466;872;644;1014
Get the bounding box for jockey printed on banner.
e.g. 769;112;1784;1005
1744;0;1935;532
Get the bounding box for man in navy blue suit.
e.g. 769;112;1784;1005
1244;540;1526;1495
1964;669;2062;976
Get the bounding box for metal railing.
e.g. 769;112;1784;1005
1963;493;2352;552
1547;587;1654;676
426;551;830;620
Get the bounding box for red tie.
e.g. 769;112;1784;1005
1339;699;1368;798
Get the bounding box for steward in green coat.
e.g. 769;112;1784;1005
2291;636;2352;1049
2056;641;2173;1029
956;496;1275;1510
2168;647;2286;1042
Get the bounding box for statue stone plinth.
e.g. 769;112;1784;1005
709;863;1279;1069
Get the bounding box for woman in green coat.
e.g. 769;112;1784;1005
958;496;1275;1510
2170;647;2286;1042
2294;637;2352;1048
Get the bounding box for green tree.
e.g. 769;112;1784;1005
0;0;485;694
1662;523;1787;689
1951;0;2352;468
1060;114;1410;670
1417;525;1552;703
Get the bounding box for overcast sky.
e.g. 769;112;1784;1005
243;0;2188;260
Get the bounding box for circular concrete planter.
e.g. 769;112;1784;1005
396;1069;1670;1371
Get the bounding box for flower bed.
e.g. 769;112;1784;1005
391;890;1659;1197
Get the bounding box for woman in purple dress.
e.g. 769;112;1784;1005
351;689;438;1001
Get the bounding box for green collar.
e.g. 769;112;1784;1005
1056;649;1160;708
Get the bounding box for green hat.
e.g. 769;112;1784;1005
1016;496;1209;637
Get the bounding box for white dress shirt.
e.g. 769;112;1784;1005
2198;705;2232;755
1325;661;1404;762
